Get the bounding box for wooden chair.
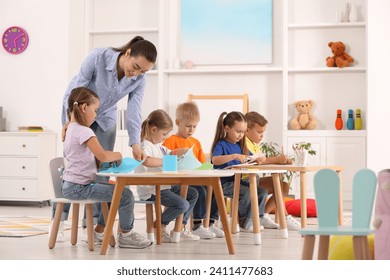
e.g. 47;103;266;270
48;157;115;251
299;168;377;260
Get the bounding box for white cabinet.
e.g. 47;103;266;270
0;132;57;205
287;131;366;209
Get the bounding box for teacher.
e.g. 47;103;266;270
53;36;157;230
62;35;157;160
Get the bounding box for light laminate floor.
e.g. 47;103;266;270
0;203;309;260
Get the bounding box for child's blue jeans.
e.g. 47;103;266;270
61;180;135;231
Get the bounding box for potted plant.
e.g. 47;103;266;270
292;142;317;166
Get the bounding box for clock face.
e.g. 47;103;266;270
2;26;29;55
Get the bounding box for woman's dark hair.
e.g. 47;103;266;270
112;35;157;63
210;111;248;156
67;87;99;127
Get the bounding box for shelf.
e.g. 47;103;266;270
287;67;366;73
164;67;283;74
285;130;367;137
288;22;366;30
89;28;159;35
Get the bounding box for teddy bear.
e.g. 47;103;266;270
326;41;354;68
289;100;317;130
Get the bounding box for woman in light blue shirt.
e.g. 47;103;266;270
52;36;157;228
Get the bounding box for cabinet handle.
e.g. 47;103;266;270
22;187;26;191
22;144;26;148
22;166;26;169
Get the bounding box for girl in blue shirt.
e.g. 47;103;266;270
210;111;270;231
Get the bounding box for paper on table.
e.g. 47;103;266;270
246;152;265;163
177;145;202;170
224;162;258;169
195;162;214;170
99;157;144;173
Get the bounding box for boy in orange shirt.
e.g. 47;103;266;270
163;101;224;238
245;111;301;230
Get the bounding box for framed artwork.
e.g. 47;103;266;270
180;0;273;65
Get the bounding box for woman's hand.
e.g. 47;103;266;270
61;122;70;142
131;143;144;161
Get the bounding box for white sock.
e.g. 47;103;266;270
121;230;132;237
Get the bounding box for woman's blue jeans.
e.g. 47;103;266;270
61;180;134;231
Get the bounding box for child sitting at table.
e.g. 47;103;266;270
135;109;200;243
210;111;272;231
163;101;224;239
61;87;152;249
244;111;301;230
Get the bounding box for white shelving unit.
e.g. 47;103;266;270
283;0;367;209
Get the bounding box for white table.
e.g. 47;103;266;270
96;170;235;255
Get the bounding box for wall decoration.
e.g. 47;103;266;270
180;0;273;65
2;26;29;55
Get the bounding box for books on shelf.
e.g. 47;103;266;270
18;126;44;132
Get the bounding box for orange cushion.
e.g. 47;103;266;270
268;197;294;214
285;198;317;217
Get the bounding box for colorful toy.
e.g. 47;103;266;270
347;109;354;130
326;41;354;68
289;100;317;130
355;109;362;130
335;109;343;130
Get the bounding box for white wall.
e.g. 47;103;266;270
0;0;69;143
367;1;390;173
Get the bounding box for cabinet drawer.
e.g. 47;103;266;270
0;179;38;199
0;136;38;156
0;158;38;177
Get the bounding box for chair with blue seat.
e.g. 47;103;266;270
298;168;377;260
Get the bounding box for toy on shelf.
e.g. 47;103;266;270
347;109;354;130
289;100;317;130
326;41;354;68
335;109;343;130
355;109;362;130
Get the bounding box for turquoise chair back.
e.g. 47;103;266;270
352;169;377;228
314;169;340;228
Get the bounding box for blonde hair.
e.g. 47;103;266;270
141;109;173;140
245;111;268;129
176;101;200;121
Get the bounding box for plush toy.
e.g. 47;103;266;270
289;100;317;130
326;41;354;68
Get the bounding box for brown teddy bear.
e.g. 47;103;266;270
290;100;317;130
326;41;354;68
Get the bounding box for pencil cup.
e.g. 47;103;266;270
162;155;178;172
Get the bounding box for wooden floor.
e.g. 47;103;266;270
0;203;309;260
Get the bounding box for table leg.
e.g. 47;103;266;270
231;174;241;234
203;185;212;228
212;178;235;255
300;171;307;228
171;185;188;243
249;174;261;245
272;173;288;238
155;185;162;245
337;171;344;225
100;178;125;255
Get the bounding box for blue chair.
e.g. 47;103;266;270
298;168;377;260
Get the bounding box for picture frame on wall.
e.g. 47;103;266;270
179;0;273;65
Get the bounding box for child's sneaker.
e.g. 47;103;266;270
286;215;301;231
192;225;216;239
171;228;200;241
239;217;253;232
209;224;225;238
118;231;152;249
260;214;279;229
48;220;65;242
94;230;104;246
159;227;172;243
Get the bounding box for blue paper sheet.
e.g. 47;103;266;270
99;157;144;173
177;146;202;170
